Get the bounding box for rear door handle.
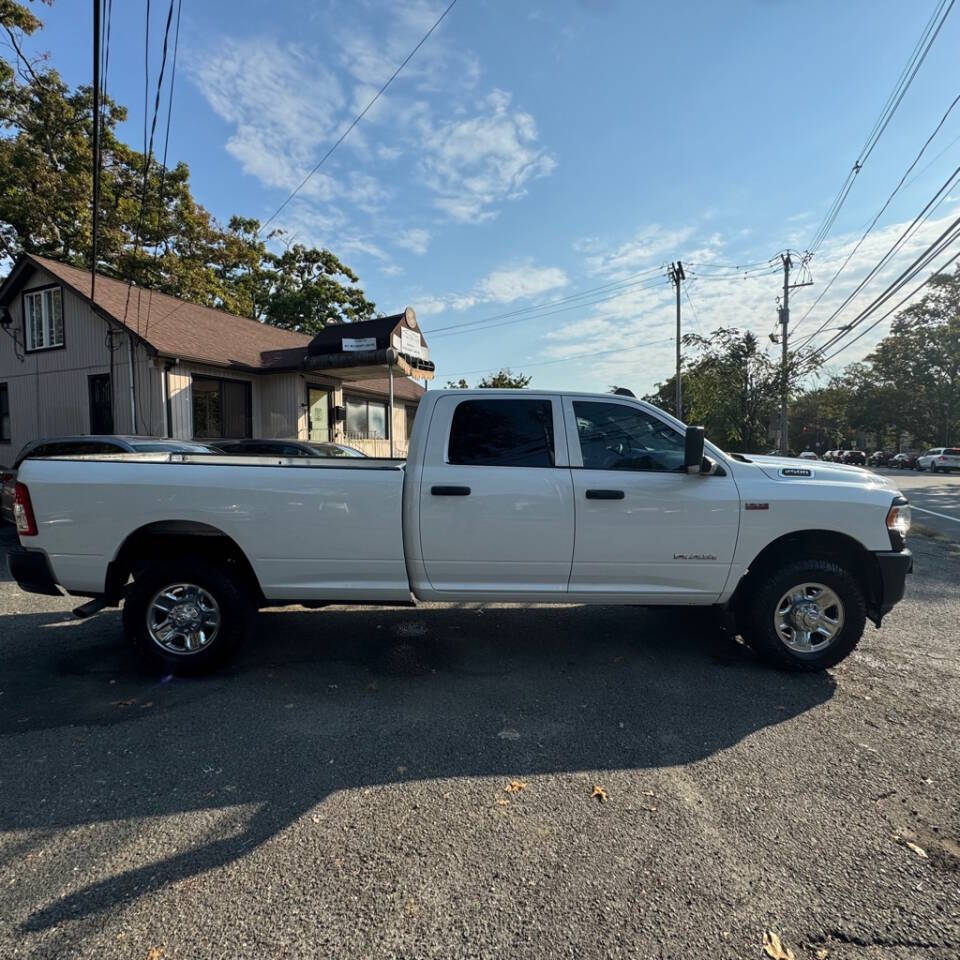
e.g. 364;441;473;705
585;489;625;500
431;485;471;496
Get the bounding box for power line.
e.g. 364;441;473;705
143;0;183;343
794;162;960;351
818;248;960;365
442;336;675;380
793;89;960;334
804;0;955;257
427;275;671;340
258;0;459;234
797;211;960;369
423;267;667;337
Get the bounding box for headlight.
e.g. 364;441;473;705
886;498;911;550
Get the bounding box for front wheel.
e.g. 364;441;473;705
122;559;255;674
739;559;867;671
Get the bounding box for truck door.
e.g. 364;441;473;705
562;396;739;600
417;395;574;594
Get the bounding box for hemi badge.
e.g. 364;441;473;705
745;502;769;510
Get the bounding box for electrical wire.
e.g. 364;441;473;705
427;276;672;340
441;336;675;380
818;247;960;364
793;89;960;334
259;0;459;233
143;0;183;343
804;0;955;257
794;163;960;351
423;267;668;337
796;211;960;370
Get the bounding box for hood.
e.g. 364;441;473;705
741;455;894;487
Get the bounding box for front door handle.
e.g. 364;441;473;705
585;489;625;500
431;485;471;496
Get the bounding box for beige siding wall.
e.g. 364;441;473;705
0;264;163;455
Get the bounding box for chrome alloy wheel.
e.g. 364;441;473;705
774;582;845;653
146;583;221;655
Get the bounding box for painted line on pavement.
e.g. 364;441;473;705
911;505;960;524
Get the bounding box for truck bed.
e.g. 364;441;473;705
17;454;411;601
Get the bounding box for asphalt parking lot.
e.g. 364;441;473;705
1;523;958;960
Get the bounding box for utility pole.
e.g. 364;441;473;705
668;261;685;420
778;253;813;455
91;0;100;301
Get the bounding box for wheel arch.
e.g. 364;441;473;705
730;528;883;625
106;520;265;606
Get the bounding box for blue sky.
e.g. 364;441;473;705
25;0;960;394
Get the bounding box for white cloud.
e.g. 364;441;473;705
191;38;346;197
477;264;569;302
417;89;557;223
538;206;960;396
394;228;431;255
417;262;569;317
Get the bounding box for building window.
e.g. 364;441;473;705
192;376;252;439
0;384;9;442
345;395;388;439
448;398;554;467
23;287;64;352
405;404;417;441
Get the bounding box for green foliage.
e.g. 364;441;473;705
646;328;781;452
0;10;375;331
476;369;532;388
445;369;532;389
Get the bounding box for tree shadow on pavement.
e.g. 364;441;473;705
0;602;836;934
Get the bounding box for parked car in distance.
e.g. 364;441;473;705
916;447;960;473
798;450;818;460
211;438;367;458
869;451;894;467
889;452;918;470
1;436;221;524
842;450;867;466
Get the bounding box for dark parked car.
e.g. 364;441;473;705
212;438;367;458
1;436;220;524
868;450;894;467
889;452;919;469
841;450;867;466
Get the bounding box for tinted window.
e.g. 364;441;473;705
573;401;685;472
946;449;960;456
448;399;554;467
130;441;216;453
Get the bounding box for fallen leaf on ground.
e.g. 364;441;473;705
642;790;656;797
762;930;795;960
495;796;510;807
146;949;166;960
642;805;657;813
591;784;608;803
504;780;527;793
815;949;829;960
896;836;928;858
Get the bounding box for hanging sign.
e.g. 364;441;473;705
400;327;423;358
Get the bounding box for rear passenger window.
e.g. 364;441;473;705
448;399;555;467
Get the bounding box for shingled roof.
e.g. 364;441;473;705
6;254;312;370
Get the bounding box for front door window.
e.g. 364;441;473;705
308;388;330;442
88;374;114;434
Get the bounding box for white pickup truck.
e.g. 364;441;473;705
9;390;912;674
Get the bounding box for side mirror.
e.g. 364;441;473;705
684;425;705;474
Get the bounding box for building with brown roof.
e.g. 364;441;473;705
0;254;431;458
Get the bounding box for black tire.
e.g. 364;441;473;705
738;559;867;671
122;559;254;674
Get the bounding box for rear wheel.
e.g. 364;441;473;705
122;559;254;674
739;559;866;671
